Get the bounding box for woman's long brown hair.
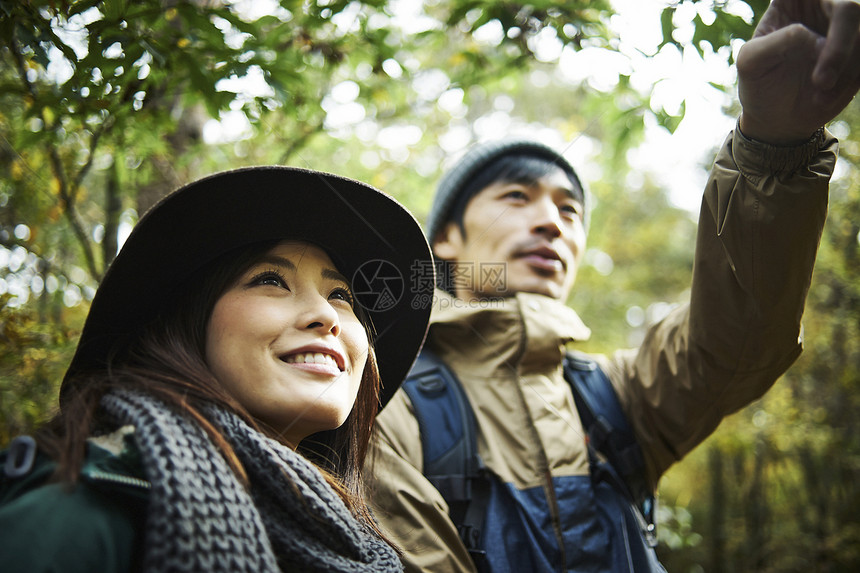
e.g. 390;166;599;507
37;240;390;541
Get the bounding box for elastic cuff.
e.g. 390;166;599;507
734;120;827;175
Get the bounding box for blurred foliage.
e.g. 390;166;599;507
660;0;768;63
0;294;81;444
2;0;860;569
572;169;698;351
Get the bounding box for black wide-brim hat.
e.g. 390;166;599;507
61;166;434;410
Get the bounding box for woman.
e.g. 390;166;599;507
0;166;434;573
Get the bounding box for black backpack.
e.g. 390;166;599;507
401;349;659;571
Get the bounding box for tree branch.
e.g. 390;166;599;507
7;33;103;282
48;148;102;282
278;119;328;165
72;115;114;191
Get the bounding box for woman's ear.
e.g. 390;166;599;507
432;222;464;262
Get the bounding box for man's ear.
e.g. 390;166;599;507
432;221;464;261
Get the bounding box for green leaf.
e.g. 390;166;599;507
659;6;675;49
69;0;104;18
656;100;686;134
101;0;127;21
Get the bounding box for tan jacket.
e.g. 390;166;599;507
367;128;837;572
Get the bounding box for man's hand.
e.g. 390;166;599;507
737;0;860;144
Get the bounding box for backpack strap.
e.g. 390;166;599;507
401;350;490;564
404;348;656;562
562;351;656;531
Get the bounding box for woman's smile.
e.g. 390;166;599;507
279;346;346;376
205;241;368;446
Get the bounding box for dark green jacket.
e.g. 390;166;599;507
0;433;149;573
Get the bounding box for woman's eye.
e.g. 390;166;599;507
252;271;288;289
329;287;355;307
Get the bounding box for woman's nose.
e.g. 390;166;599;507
299;293;340;337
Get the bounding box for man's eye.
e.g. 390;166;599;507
502;190;528;200
560;203;583;219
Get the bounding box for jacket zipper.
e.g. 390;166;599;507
84;469;151;490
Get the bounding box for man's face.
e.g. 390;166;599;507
434;167;586;301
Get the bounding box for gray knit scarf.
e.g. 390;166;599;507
100;389;402;573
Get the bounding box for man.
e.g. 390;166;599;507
366;0;860;571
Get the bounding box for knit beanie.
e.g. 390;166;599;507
425;138;587;245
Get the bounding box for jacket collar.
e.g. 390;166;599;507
427;289;591;377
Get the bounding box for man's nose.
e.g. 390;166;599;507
531;196;563;238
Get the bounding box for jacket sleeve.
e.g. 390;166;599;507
604;126;837;489
365;390;477;573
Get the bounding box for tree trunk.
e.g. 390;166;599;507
799;446;830;569
102;156;121;270
709;446;727;572
135;103;206;216
745;439;768;571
